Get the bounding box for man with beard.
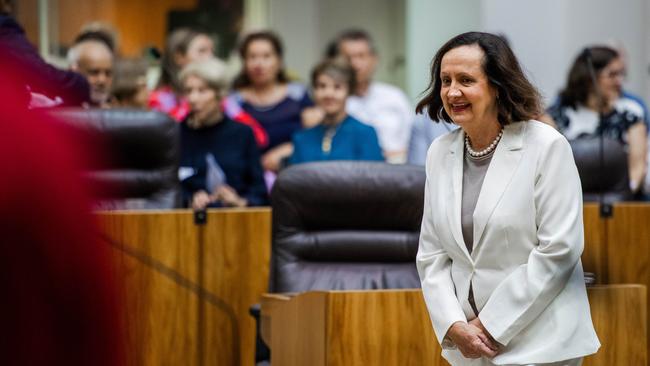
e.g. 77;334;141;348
68;39;114;108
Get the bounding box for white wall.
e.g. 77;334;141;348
405;0;482;103
481;0;649;105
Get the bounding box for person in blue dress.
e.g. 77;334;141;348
290;58;383;164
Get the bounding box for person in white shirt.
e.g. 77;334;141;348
335;29;413;163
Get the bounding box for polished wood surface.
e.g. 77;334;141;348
263;286;645;366
584;285;647;366
582;204;607;283
326;290;442;366
99;208;271;366
17;0;197;56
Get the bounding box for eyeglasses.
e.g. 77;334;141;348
601;69;627;80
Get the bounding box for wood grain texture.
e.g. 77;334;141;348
98;208;271;366
18;0;197;56
605;203;650;362
582;203;607;283
584;285;647;366
326;290;444;366
263;286;644;366
269;292;328;366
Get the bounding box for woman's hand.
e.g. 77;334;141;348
212;185;248;207
261;142;293;172
446;321;499;359
469;317;501;349
191;190;212;210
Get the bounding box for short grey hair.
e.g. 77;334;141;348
178;58;229;95
67;39;112;68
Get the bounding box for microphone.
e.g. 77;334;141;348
583;47;613;218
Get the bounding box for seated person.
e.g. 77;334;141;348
335;29;413;163
542;46;647;193
67;38;114;108
111;58;149;109
150;28;216;121
178;58;268;209
290;58;383;164
224;31;314;172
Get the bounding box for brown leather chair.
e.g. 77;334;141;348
270;161;425;292
569;136;632;203
50;108;181;209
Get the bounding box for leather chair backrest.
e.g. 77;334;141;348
270;161;425;292
49;108;180;209
569;137;632;203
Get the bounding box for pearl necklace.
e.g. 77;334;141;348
465;129;503;158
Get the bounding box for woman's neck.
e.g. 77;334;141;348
322;110;347;127
464;120;502;151
251;81;276;94
244;82;286;106
586;94;613;114
188;109;223;129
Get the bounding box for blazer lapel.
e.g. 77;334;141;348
445;130;472;262
472;122;526;253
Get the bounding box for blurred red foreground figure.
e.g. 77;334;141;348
0;70;123;364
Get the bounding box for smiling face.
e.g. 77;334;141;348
244;39;281;86
439;44;499;130
313;73;349;121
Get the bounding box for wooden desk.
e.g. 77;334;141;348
95;204;650;365
98;208;271;366
262;286;646;366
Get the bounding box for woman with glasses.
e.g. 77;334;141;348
543;46;647;193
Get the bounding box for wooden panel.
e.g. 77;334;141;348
582;203;607;283
16;0;199;56
98;208;271;366
201;209;271;366
606;203;650;361
100;211;199;366
584;285;647;366
270;292;328;366
264;286;644;366
606;204;650;284
326;290;446;366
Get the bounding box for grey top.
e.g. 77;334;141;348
461;149;494;253
461;147;494;316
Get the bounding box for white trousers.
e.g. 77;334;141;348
450;358;583;366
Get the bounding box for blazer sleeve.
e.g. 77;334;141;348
416;145;467;346
479;135;584;346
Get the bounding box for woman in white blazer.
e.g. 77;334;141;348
415;32;600;366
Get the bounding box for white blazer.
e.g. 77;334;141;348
417;120;600;365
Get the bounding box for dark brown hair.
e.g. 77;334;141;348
159;28;202;90
232;30;289;89
310;57;356;95
559;46;619;108
416;31;542;125
112;58;147;103
336;28;377;55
